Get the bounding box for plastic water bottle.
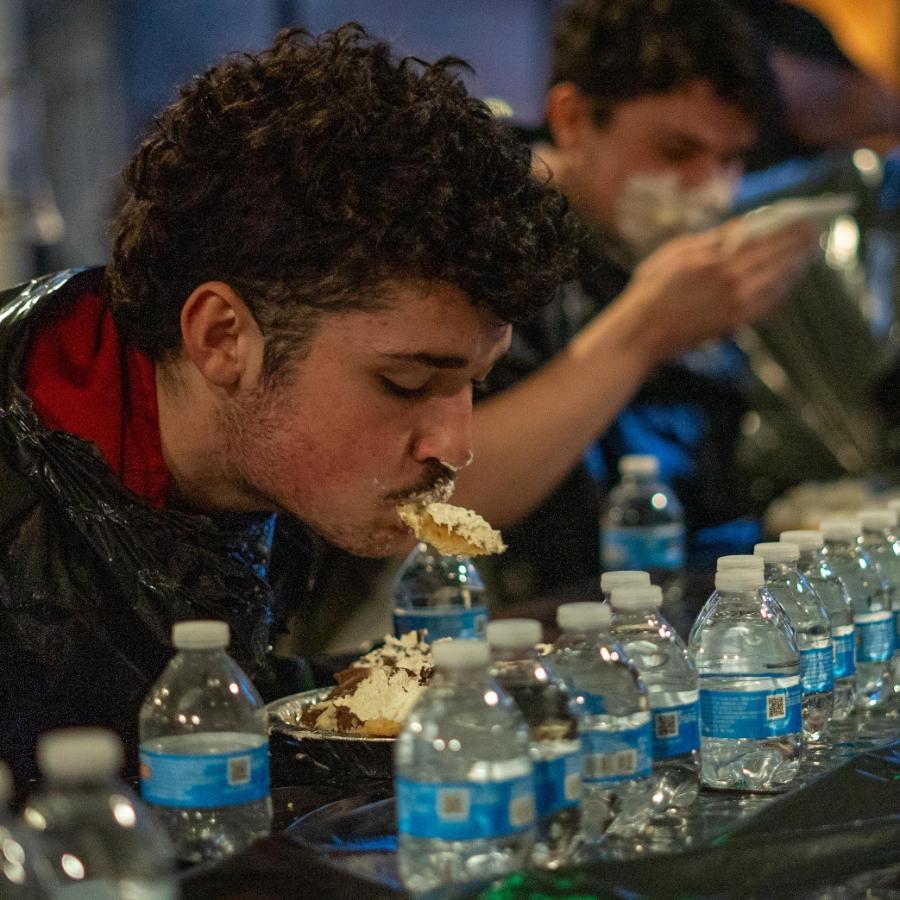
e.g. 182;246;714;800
689;568;801;792
608;584;700;812
1;761;48;898
781;530;857;721
139;620;272;864
487;619;581;870
395;639;535;893
601;455;685;603
23;729;176;898
858;509;900;698
754;542;833;742
820;519;893;708
392;542;489;641
600;570;650;603
551;602;653;840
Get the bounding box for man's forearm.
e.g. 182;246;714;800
453;294;661;527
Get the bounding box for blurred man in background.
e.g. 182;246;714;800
452;0;820;601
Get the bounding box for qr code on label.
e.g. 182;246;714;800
766;693;786;720
509;794;535;828
227;755;251;786
585;749;637;779
655;711;679;739
438;787;470;821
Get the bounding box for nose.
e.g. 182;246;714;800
410;391;473;470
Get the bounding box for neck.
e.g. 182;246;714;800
155;359;266;513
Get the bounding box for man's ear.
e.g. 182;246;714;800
179;281;264;389
545;82;593;151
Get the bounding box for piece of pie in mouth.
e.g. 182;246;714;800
396;501;506;556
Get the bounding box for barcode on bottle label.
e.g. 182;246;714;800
585;749;637;778
656;712;678;738
227;755;251;785
580;715;652;785
438;787;470;821
766;693;786;720
652;695;699;759
396;774;535;840
509;793;536;828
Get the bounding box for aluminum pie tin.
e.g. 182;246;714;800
266;688;395;783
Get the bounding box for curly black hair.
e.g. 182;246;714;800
551;0;779;127
107;23;578;378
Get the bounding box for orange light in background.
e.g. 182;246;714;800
790;0;900;90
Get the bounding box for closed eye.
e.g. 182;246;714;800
382;377;429;399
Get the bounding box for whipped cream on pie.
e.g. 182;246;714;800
300;631;434;737
397;501;506;556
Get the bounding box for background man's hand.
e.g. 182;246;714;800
618;217;820;363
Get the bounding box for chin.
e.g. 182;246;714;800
305;517;415;558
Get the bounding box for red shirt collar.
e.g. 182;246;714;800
22;288;172;508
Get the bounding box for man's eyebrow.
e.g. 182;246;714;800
379;351;470;369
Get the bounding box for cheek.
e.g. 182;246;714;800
288;402;410;489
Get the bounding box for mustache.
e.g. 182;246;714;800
386;462;456;503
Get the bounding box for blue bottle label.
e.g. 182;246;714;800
393;605;488;641
581;714;652;785
832;625;856;678
533;750;581;816
699;676;802;739
800;642;834;694
601;523;685;571
140;741;269;808
395;773;535;841
856;611;895;663
652;694;700;759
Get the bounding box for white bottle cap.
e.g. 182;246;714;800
600;570;651;593
754;541;799;563
431;639;489;670
715;569;764;592
820;518;861;542
37;729;123;782
172;620;230;650
0;760;10;805
716;554;764;572
487;618;542;649
610;584;663;611
556;602;611;630
858;508;897;531
780;530;824;552
618;455;659;477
